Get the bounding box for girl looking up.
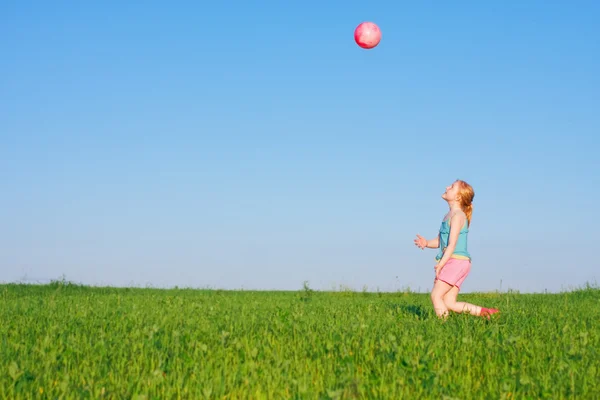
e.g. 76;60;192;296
414;180;499;319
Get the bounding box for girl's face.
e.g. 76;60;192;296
442;181;460;202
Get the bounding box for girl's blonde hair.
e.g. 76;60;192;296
456;180;475;226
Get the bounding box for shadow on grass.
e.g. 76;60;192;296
401;304;430;319
387;302;431;319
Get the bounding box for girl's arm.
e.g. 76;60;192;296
436;212;465;267
425;236;439;249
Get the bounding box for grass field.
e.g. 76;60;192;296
1;281;599;399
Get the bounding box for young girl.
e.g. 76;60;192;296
414;180;499;319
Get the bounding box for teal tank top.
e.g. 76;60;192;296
436;214;471;261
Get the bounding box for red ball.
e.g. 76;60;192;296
354;22;381;49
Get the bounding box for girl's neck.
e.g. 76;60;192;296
447;201;462;213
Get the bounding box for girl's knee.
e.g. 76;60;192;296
431;293;443;303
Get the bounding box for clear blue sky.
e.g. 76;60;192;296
1;1;598;293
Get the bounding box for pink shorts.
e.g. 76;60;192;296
437;258;471;289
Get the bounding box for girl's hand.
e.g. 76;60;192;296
414;234;427;250
434;263;444;278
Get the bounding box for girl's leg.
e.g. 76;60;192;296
442;286;482;316
430;280;453;318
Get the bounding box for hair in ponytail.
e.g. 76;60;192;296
456;180;475;226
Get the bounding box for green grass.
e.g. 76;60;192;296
1;281;599;399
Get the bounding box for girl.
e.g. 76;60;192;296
414;180;499;319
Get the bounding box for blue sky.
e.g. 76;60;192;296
1;1;599;293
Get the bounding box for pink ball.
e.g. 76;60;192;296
354;22;381;49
